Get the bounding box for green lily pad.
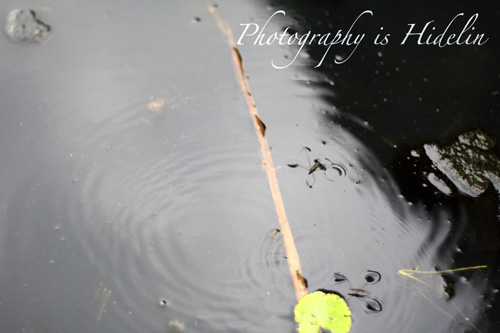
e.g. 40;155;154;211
294;291;352;333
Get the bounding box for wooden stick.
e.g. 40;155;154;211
209;6;308;301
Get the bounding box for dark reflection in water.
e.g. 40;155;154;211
332;270;383;313
253;0;499;331
0;0;498;332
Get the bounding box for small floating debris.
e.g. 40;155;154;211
5;9;51;43
268;228;280;238
441;273;455;300
424;129;500;197
158;297;168;307
94;283;112;324
168;319;185;332
427;172;453;195
147;98;166;113
410;150;420;158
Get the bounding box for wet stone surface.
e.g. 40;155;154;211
424;130;500;197
5;9;51;43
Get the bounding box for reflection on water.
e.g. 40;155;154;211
424;129;500;197
277;130;488;332
0;0;497;332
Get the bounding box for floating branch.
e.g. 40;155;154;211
209;6;307;301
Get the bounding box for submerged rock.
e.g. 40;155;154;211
5;9;51;43
424;130;500;197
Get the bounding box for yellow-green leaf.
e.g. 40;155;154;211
294;291;352;333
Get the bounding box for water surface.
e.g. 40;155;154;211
0;0;498;332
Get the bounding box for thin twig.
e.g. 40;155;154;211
209;6;308;301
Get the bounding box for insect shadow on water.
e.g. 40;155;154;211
333;270;383;313
287;147;346;188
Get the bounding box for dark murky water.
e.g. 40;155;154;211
0;1;498;332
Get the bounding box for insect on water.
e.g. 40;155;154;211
287;147;346;188
333;270;383;313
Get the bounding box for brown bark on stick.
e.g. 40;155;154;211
209;6;308;302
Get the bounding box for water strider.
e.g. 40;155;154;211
287;147;346;188
333;271;383;313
